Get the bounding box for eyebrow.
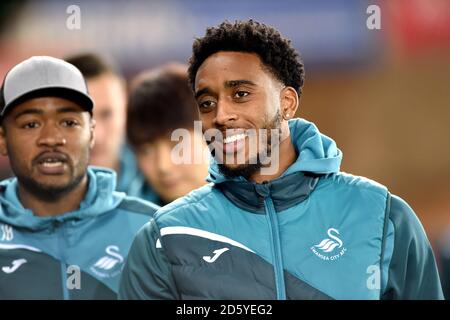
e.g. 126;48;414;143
14;106;84;120
195;80;256;99
56;106;84;114
195;87;211;99
14;108;43;120
224;80;256;88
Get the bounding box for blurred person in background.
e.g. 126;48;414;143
126;63;209;206
0;56;158;299
65;53;159;203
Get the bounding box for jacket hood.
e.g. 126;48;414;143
0;166;125;231
207;118;343;184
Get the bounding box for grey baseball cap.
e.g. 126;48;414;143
0;56;94;120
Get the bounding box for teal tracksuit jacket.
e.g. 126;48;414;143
119;118;443;300
0;167;158;299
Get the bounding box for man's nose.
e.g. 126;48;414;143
37;123;66;147
213;99;238;127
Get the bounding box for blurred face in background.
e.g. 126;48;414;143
87;73;126;171
135;130;209;203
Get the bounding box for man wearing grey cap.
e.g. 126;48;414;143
0;56;159;299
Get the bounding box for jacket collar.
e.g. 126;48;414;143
217;171;321;213
0;167;124;231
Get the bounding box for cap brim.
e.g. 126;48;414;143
1;86;94;119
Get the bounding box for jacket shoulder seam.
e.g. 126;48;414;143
116;196;159;216
322;172;388;196
155;186;218;221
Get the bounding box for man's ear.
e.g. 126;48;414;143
0;126;8;156
280;86;299;120
89;118;96;150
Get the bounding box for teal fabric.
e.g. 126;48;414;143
120;118;442;300
381;195;444;299
0;167;158;297
154;172;388;299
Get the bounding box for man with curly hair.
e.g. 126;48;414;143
120;20;443;300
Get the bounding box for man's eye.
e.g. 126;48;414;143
23;122;39;129
234;91;249;98
199;100;216;111
62;120;79;127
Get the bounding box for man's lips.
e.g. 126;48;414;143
222;133;247;154
223;132;246;144
34;152;69;175
210;130;248;155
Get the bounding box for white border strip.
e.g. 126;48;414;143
160;226;254;253
0;243;41;252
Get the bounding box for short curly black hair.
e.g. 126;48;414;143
188;19;305;96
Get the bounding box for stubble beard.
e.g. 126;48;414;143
217;111;282;181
